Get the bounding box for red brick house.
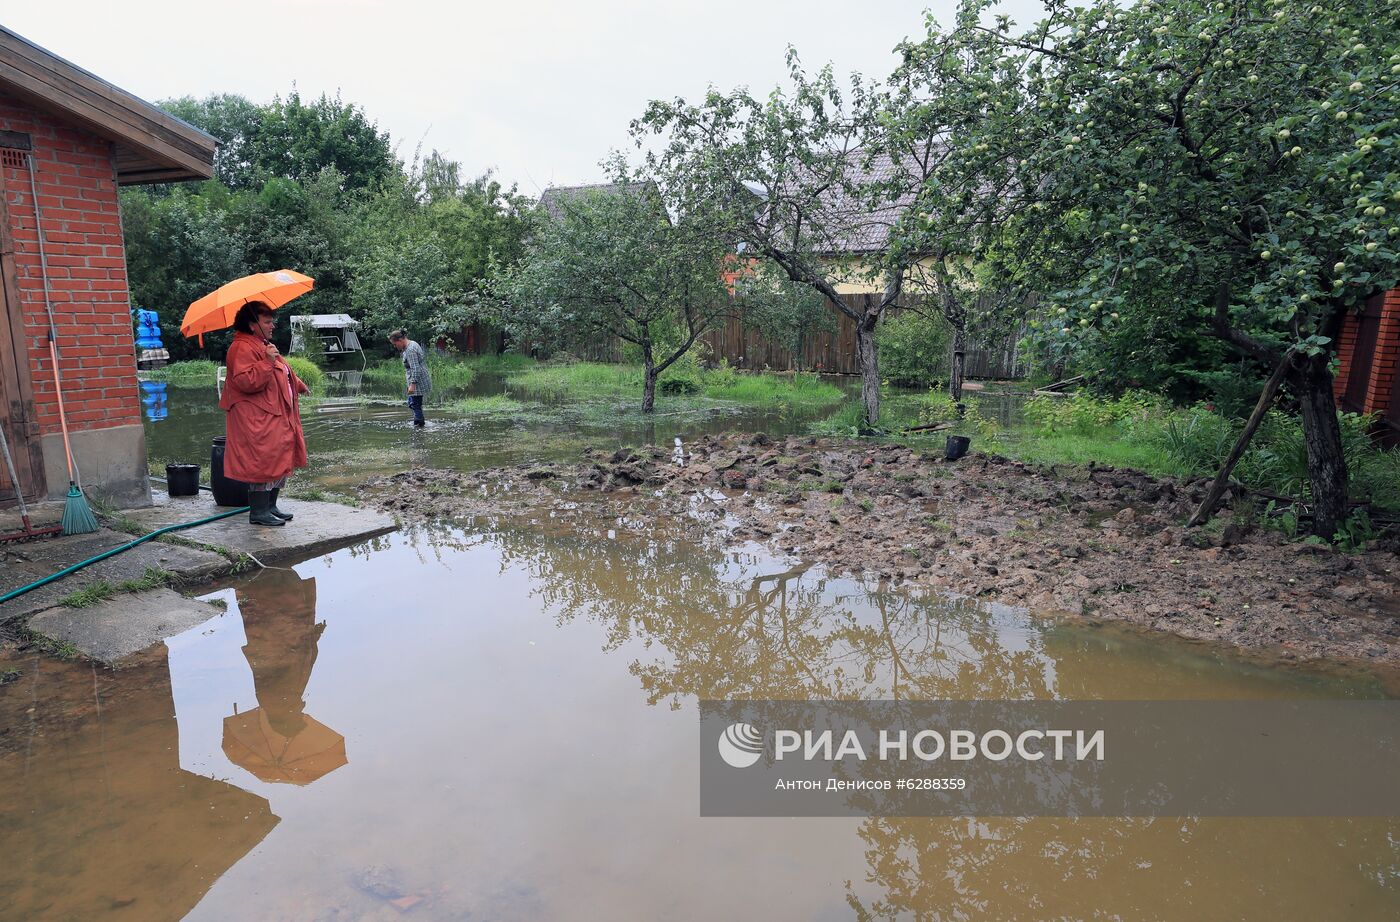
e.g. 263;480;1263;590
0;26;215;508
1333;289;1400;440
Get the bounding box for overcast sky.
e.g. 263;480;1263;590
6;1;1049;195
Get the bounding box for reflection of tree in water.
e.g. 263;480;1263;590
845;812;1400;920
462;518;1055;703
442;520;1400;920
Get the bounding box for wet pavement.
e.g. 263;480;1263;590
1;373;1397;919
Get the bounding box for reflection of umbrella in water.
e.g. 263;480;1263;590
222;708;346;784
222;568;347;785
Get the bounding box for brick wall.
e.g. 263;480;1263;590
0;90;140;437
1361;289;1400;419
1332;312;1360;401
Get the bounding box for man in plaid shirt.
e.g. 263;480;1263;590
389;330;433;426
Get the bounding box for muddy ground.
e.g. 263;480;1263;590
362;434;1400;667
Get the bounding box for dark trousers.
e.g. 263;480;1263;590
407;394;425;424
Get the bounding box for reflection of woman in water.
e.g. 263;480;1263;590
223;569;346;785
238;569;323;737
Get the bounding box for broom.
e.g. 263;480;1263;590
47;332;97;535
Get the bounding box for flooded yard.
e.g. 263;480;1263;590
2;372;1397;920
142;370;856;490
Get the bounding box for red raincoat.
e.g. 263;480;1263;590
219;331;309;483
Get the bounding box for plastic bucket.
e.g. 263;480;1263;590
165;463;199;497
945;435;971;461
210;437;250;507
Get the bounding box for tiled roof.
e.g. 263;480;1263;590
538;181;661;222
798;149;918;256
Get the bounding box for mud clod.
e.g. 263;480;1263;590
362;434;1400;666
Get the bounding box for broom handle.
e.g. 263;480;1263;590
47;335;79;486
0;419;32;520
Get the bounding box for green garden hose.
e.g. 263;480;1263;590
0;506;250;606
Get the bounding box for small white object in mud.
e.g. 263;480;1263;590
672;437;687;467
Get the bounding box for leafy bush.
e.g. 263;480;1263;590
704;357;739;390
876;310;950;387
285;356;324;391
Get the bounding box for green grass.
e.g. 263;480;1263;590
282;484;359;506
508;362;844;407
58;568;173;608
809;393;931;437
57;582;116;608
364;356;479;390
701;371;843;405
442;394;532;416
17;627;79;661
285;356;325;391
0;668;20;685
140;359;220;384
509;362;639;397
995;429;1186;475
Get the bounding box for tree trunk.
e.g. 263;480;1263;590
1188;350;1293;528
856;319;880;428
642;342;657;413
1291;353;1349;539
949;324;966;404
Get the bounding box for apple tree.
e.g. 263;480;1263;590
913;0;1400;537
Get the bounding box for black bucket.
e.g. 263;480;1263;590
945;435;971;462
165;463;199;497
210;436;249;507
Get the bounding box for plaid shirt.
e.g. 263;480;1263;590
402;341;433;395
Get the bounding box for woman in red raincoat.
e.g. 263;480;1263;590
220;301;310;526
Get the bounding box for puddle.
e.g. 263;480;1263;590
2;522;1396;920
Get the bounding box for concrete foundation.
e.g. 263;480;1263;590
6;493;397;663
40;423;153;509
27;589;226;664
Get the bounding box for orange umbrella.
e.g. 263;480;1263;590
182;269;315;344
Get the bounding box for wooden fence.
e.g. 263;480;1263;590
477;293;1028;380
700;293;1027;379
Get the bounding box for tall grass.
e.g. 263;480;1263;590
364;356;478;390
509;362;639;397
140;360;220;384
1008;391;1400;512
508;361;844;406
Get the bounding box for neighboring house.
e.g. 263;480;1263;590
537;181;665;224
1334;289;1400;440
0;26;216;509
715;150;1027;377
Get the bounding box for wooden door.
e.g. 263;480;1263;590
0;157;44;505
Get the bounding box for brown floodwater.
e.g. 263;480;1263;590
1;513;1396;921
